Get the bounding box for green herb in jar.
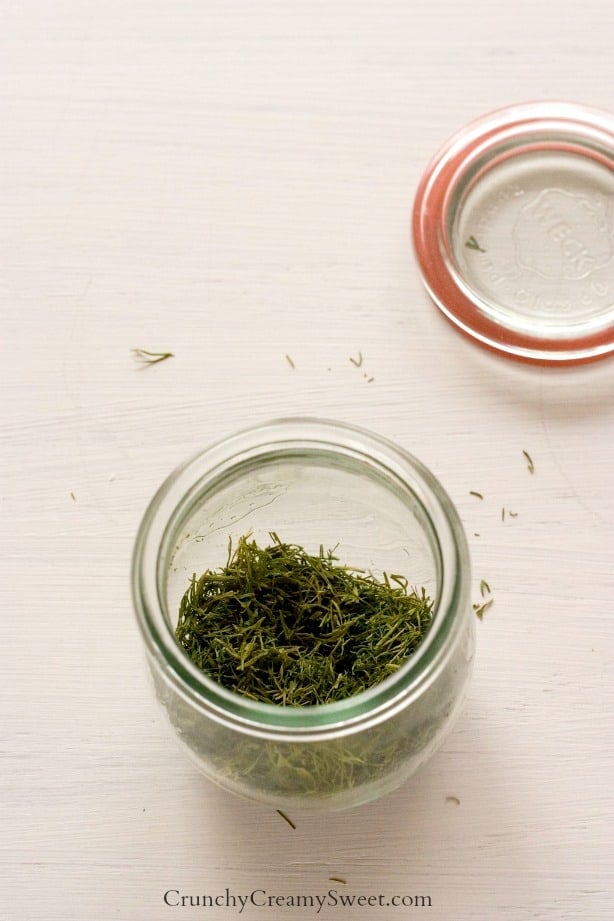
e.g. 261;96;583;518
175;533;433;706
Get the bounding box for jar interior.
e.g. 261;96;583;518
159;449;442;648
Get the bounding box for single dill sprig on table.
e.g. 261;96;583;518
522;450;535;474
276;809;296;830
473;599;493;620
176;532;434;706
131;348;174;366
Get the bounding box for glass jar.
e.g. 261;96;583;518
131;418;474;811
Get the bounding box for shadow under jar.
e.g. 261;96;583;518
132;418;474;811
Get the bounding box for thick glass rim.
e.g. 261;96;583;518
131;418;470;740
412;101;614;365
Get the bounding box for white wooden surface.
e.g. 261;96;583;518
2;2;613;919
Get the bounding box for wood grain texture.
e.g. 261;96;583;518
1;2;613;919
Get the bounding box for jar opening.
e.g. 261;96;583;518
132;418;470;738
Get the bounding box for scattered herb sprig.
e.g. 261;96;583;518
276;809;296;830
176;533;433;706
473;598;493;620
474;578;494;620
349;351;375;382
132;348;174;366
465;235;486;252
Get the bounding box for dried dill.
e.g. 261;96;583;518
469;490;483;500
475;579;493;620
276;809;296;830
349;351;363;367
285;354;295;369
522;450;535;474
176;533;433;706
131;348;173;366
465;235;486;253
473;599;493;620
176;707;443;802
329;877;347;885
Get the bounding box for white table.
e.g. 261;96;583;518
2;2;613;919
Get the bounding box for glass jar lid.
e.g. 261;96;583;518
412;102;614;365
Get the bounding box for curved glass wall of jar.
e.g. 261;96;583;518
132;418;474;811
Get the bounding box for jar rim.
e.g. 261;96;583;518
131;417;470;740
